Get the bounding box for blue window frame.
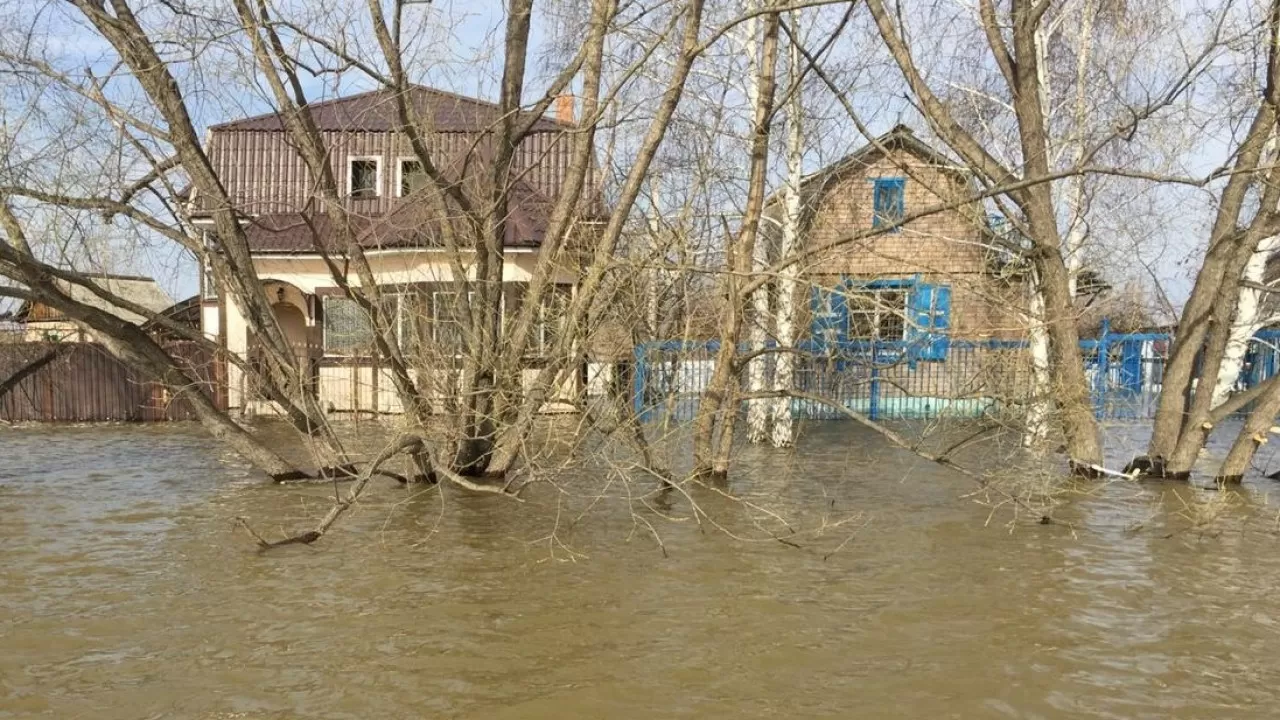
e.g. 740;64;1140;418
810;274;951;361
872;178;905;229
907;282;951;360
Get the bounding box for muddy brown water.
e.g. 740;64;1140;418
3;420;1280;719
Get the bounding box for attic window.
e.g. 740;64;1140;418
348;157;381;198
398;158;427;197
872;177;905;230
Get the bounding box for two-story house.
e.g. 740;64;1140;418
192;86;591;415
783;125;1030;417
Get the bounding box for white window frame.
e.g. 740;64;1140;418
347;155;383;198
847;287;908;341
533;287;572;355
395;156;425;198
430;290;475;355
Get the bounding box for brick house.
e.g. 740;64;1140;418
776;125;1029;416
191;86;593;414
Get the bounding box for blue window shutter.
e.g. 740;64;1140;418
929;285;951;360
832;283;848;343
908;283;950;361
811;286;847;344
908;283;933;343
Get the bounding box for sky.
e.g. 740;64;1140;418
9;0;1240;314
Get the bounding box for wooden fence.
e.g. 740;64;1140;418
0;341;223;422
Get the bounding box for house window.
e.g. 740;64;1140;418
322;296;375;354
322;291;426;354
397;158;427;197
431;290;474;355
348;157;381;198
201;262;217;300
378;291;416;351
872;177;905;229
200;232;218;300
530;286;572;355
848;287;907;341
403;291;434;352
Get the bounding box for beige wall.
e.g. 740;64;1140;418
215;249;580;412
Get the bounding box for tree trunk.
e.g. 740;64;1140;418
1166;228;1280;475
1212;235;1279;407
1218;384;1280;482
771;28;804;450
742;2;771;445
745;242;772;443
1036;245;1103;468
1023;268;1052;447
482;0;708;478
692;4;780;479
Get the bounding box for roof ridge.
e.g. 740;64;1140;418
208;84;573;132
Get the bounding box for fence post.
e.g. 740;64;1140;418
1096;317;1111;419
632;342;648;422
869;361;881;422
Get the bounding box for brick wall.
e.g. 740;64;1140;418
801;145;1026;341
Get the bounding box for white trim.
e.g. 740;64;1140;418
847;286;909;341
347;155;383;198
394;156;423;197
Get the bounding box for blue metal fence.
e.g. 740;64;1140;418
631;325;1280;424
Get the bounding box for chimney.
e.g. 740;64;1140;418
555;94;575;124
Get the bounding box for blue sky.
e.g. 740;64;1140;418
14;0;1226;313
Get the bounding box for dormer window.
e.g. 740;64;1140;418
397;158;427;197
348;157;381;198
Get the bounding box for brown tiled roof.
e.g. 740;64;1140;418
239;180;551;253
209;85;570;133
204;85;597;253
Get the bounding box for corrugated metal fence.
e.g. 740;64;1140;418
0;342;222;422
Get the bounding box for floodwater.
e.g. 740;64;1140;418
4;420;1280;719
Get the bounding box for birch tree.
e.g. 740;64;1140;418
1211;234;1280;409
690;4;780;479
770;12;807;449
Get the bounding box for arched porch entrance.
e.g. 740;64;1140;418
245;280;322;403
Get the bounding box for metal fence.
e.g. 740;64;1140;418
631;326;1280;424
0;341;223;422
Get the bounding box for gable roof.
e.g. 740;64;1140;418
209;85;571;134
794;125;966;201
762;124;973;237
17;274;173;325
